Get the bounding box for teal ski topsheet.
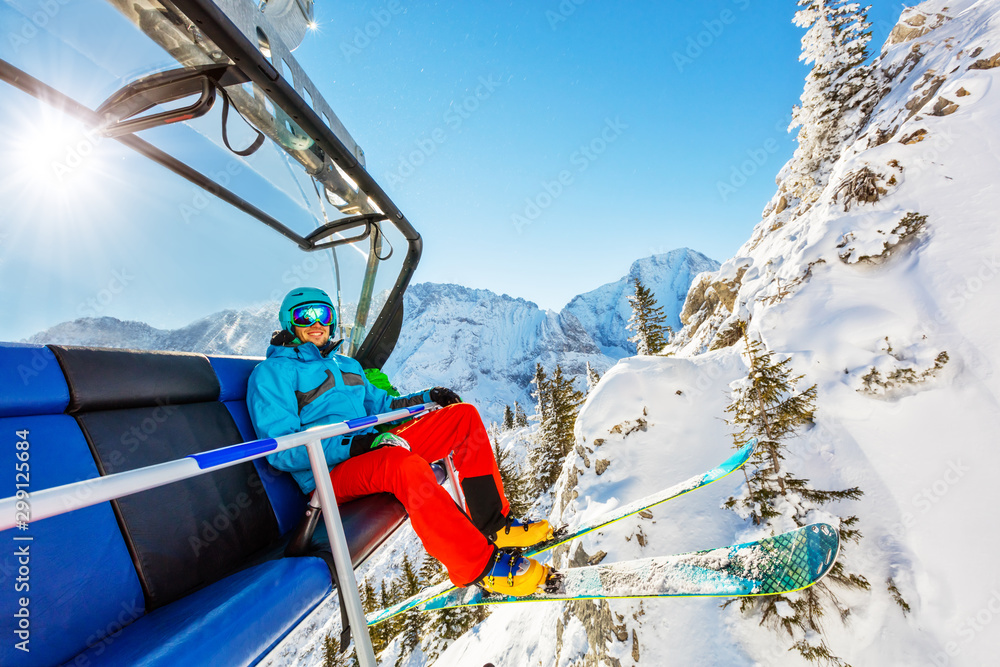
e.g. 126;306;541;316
419;523;840;612
526;438;758;557
367;439;758;626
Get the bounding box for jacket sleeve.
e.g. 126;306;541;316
360;373;432;415
247;361;350;473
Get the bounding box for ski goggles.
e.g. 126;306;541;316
290;303;335;327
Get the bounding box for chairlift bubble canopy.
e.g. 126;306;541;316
1;0;421;367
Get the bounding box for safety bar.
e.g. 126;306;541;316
0;403;439;667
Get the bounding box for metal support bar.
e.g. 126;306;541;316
444;454;467;513
306;440;377;667
0;404;431;530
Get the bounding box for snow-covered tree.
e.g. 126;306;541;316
396;554;423;659
373;581;396;654
492;436;531;519
529;363;584;492
531;363;552;424
418;554;488;662
781;0;875;204
501;404;514;430
513;401;528;428
585;361;601;392
626;277;669;355
724;329;868;665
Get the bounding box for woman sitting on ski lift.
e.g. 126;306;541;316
247;286;552;596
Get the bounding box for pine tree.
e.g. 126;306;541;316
501;404;514;430
529;363;584;491
782;0;874;204
397;554;423;659
513;401;528;427
531;363;552;425
549;365;584;458
372;581;395;654
493;436;531;518
361;577;377;614
724;329;868;665
585;361;601;392
626;277;669;355
418;553;491;662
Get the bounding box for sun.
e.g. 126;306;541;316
5;103;117;211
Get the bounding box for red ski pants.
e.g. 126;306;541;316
329;403;509;586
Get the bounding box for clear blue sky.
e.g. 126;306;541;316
0;0;913;341
295;0;912;309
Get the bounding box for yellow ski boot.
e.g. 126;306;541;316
478;551;550;597
490;517;555;550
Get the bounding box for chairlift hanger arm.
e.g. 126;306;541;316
0;58;312;250
305;212;392;251
168;0;421;245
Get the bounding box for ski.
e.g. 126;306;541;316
416;523;839;612
367;439;758;625
526;437;758;557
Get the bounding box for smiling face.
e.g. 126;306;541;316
293;322;331;347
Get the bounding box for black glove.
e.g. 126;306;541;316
430;387;462;406
348;432;411;457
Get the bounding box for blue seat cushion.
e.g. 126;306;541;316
0;344;70;417
68;556;333;667
0;415;144;667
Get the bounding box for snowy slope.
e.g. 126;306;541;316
563;248;719;357
432;351;758;667
432;2;1000;666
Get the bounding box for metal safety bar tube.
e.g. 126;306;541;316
444;454;468;513
306;439;377;666
0;403;435;530
0;404;442;665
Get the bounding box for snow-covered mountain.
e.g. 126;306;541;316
382;282;610;421
25;305;280;356
25;249;708;423
563;248;719;357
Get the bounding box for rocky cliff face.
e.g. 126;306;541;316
382;282;613;421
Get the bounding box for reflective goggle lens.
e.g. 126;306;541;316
291;304;334;327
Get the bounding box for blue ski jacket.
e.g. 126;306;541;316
246;339;430;494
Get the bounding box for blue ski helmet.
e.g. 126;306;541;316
279;287;337;333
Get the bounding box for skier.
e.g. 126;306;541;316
247;287;553;596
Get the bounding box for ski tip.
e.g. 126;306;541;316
805;523;842;584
